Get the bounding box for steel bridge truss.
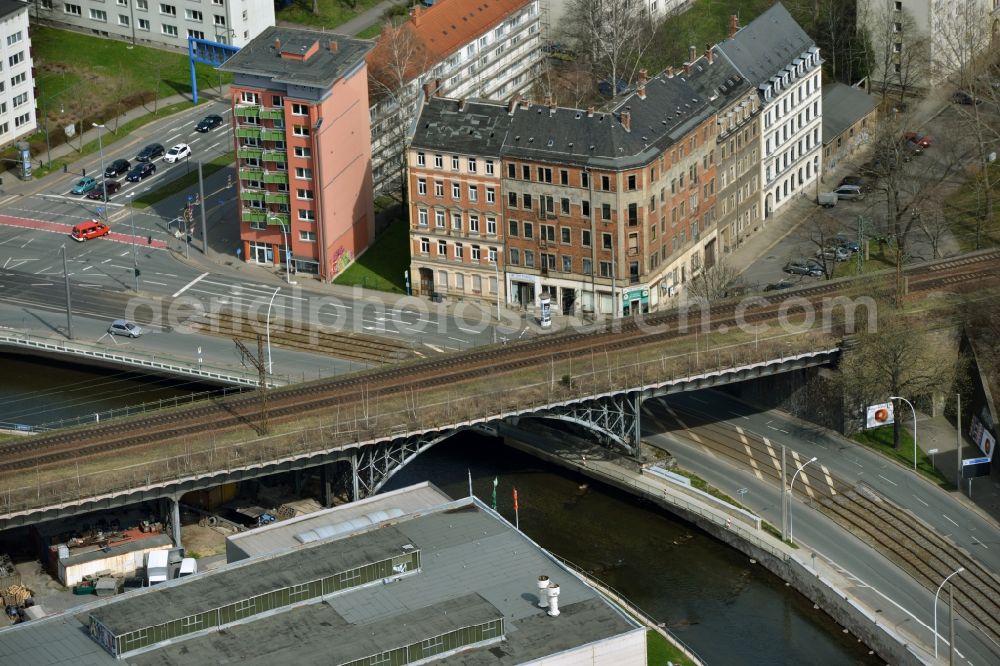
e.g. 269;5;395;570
353;430;465;499
531;393;642;456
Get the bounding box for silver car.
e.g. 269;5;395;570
108;319;143;338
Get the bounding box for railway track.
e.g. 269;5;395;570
1;251;998;474
661;405;1000;649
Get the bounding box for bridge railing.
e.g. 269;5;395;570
0;330;840;517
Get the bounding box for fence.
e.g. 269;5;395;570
0;330;840;517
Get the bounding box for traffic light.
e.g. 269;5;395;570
134;268;141;277
63;164;67;174
82;168;86;176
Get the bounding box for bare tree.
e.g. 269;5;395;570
367;22;431;202
837;304;964;450
562;0;658;97
913;202;952;259
685;257;743;301
805;210;844;279
859;1;930;105
784;0;866;84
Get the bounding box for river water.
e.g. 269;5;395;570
0;357;881;664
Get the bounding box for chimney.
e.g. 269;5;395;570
328;40;338;54
586;106;594;118
274;38;281;51
638;82;646;100
638;69;647;86
729;14;739;39
412;5;422;26
536;576;550;608
547;96;556;115
620;110;631;132
684;61;692;76
688;45;696;63
706;44;713;65
422;81;433;102
508;95;519;115
667;66;674;78
458;98;466;111
546;582;561;617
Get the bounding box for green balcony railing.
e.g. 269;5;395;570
240;190;265;202
260;108;285;120
234;105;260;118
239;167;264;180
264;192;290;205
262;149;287;163
237;147;263;160
266;212;290;226
236;127;262;140
241;209;267;223
262;172;288;185
261;128;285;142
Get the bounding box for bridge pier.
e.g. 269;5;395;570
169;496;181;548
351;453;360;502
320;463;335;508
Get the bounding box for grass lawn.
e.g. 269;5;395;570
132;153;235;208
276;0;385;29
831;247;896;278
333;220;409;292
943;162;1000;251
356;22;384;39
647;629;697;666
853;426;951;488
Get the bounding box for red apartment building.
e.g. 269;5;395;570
220;27;376;279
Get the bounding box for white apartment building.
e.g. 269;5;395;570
544;0;693;29
31;0;273;50
718;3;822;220
368;0;544;192
0;0;35;150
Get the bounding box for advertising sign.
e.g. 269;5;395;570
962;457;991;479
865;402;894;429
969;414;996;460
539;294;551;329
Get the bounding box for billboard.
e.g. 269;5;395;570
866;402;894;429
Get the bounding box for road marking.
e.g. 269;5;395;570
457;326;480;334
447;336;466;344
913;495;929;507
0;195;16;206
19;238;32;249
820;464;837;496
876;474;897;486
761;436;782;472
208;141;221;150
971;536;989;549
144;280;167;286
172;272;209;298
30;282;52;286
790;450;816;498
943;514;959;527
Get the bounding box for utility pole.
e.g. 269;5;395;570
949;583;955;666
956;393;962;488
781;444;788;541
198;161;209;255
234;335;268;434
60;244;73;340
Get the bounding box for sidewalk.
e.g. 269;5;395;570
276;0;407;37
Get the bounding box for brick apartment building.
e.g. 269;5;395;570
220;27;375;279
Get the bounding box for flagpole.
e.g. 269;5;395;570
468;469;473;498
491;477;498;511
513;487;519;530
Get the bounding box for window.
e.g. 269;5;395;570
185;8;202;20
6;32;22;47
188;30;204;39
602;233;612;249
7;52;23;67
600;261;613;277
294;146;311;158
471;245;481;261
524;250;535;267
601;203;611;221
434;154;443;168
601;175;611;190
468;157;477;173
507;163;516;178
537;167;552;183
627;174;636;190
560;198;570;215
435;211;445;228
241;91;259;104
523;222;533;239
627;203;638;226
508;192;517;207
485;160;494;175
508;220;518;237
581;230;591;247
89;7;107;19
160;3;176;15
138;17;150;29
11;92;28;108
451;182;460;199
298;209;315;221
296;188;313;200
583;258;592;274
434;181;444;197
118;14;130;25
418;209;428;226
455;243;464;259
486;217;496;235
292;126;310;137
417;178;427;196
437;240;447;255
291;103;308;116
14;113;30;128
451;213;461;230
64;3;81;15
541;224;555;242
162;24;178;36
562;255;572;272
509;248;520;265
136;0;147;8
488;247;497;263
416;152;426;167
10;72;25;87
486;187;495;204
420;238;430;253
560;169;569;185
581;171;590;188
295;167;312;180
214;14;226;25
522;193;532;209
582;200;590;217
299;230;317;242
469;215;480;233
522;164;530;180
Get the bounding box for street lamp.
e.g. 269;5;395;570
788;456;818;546
934;567;964;658
268;215;292;284
889;395;918;470
126;193;139;291
492;258;501;343
93;123;108;205
265;286;281;374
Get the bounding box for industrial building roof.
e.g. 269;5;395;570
227;481;451;560
820;83;878;144
0;486;640;665
716;2;815;89
219;26;373;90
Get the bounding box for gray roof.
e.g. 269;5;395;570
0;0;27;21
821;82;877;144
1;489;640;665
219;26;373;90
63;534;172;568
412;50;751;170
716;3;814;88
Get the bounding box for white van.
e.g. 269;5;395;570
178;558;198;578
146;550;169;585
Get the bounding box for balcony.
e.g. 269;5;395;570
240;190;265;202
261;128;285;142
237;146;263;160
241;208;267;223
266;212;290;226
234;105;260;118
239;167;264;180
264;192;290;205
236;127;262;140
262;149;287;163
259;108;284;120
262;172;288;185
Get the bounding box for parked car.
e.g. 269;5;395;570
163;143;191;164
838;175;868;190
86;180;122;200
817;192;838;208
901;139;923;159
126;162;156;182
70;177;98;195
764;279;795;292
783;259;824;277
833;184;865;200
834;233;860;253
903;132;932;148
136;143;165;162
104;159;130;178
195;114;223;132
70;220;110;242
816;246;851;262
950;91;979;105
108;319;143;338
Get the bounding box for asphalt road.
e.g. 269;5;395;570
641;390;1000;664
0;100;514;352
